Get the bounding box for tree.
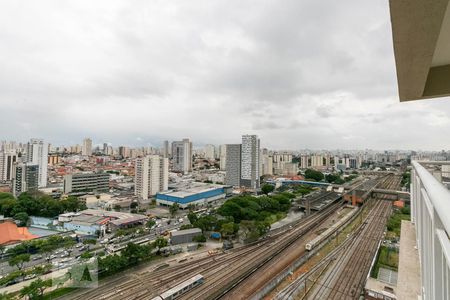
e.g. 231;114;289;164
154;237;168;249
0;245;5;259
80;252;93;260
180;224;193;230
83;239;97;250
193;235;206;243
169;203;180;217
220;222;236;239
122;243;144;265
113;204;121;212
187;212;198;225
130;202;138;209
13;212;29;226
8;253;30;272
0;292;12;300
36;278;52;296
146;219;156;228
304;169;324;181
187;204;196;212
64;238;76;256
261;184;275;195
61;196;86;212
325;173;340;183
41;244;56;263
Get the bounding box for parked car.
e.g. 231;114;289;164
24;274;36;280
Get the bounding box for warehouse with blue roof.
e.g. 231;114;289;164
156;182;230;208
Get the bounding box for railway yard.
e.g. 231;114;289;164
63;174;404;300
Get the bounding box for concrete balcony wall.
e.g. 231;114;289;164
412;161;450;299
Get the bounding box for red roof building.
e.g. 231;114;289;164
0;221;38;245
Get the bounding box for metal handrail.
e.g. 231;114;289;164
413;160;450;234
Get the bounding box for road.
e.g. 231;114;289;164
0;217;186;290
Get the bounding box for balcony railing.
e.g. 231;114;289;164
411;161;450;300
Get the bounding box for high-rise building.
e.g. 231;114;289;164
106;146;113;156
225;144;241;187
135;155;169;200
204;144;216;160
103;143;108;154
163;140;170;158
12;163;39;197
171;139;192;174
26;139;48;188
0;150;18;181
261;152;273;176
119;146;130;158
48;154;61;166
82;138;92;156
300;155;309;169
240;135;260;189
219;145;227;170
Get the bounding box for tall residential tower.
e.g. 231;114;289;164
26;139;48;188
82;138;92;156
240;135;260;190
135;155;169;200
171;139;192;174
225;144;241;187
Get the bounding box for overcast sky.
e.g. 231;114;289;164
1;0;449;151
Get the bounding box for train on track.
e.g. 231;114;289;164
151;274;204;300
305;205;358;251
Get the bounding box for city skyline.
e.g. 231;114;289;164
1;1;450;150
3;136;450;153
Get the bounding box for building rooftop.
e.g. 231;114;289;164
0;221;38;245
80;209;139;220
109;215;147;226
171;228;202;237
71;214;109;225
160;182;225;198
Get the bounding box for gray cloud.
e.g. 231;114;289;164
0;0;449;150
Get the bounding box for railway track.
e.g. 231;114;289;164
66;175;402;300
177;201;345;300
296;174;400;300
219;175;389;299
65;199;343;300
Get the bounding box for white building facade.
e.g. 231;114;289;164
135;155;169;200
82;138;92;156
0;150;18;181
26;138;48;188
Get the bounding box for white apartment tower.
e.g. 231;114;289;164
204;144;216;160
0;150;18;181
26;139;48;188
82;138;93;156
163;140;170;158
219;145;227;170
172;139;192;174
240;135;260;190
135;155;169;200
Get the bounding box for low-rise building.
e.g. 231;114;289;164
0;220;38;245
63;172;110;194
156;182;228;209
170;228;202;245
63;214;109;236
58;209;147;235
